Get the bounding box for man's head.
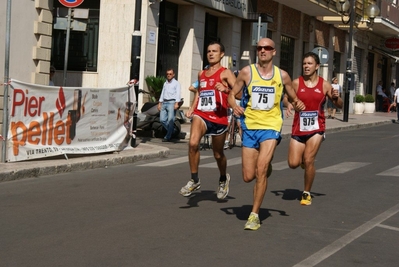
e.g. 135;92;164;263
166;69;175;82
207;41;225;66
301;52;320;76
256;38;276;62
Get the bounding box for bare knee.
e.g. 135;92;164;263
242;171;256;183
188;141;199;154
213;151;224;161
288;159;300;169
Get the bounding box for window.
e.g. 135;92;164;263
280;35;295;78
51;8;100;71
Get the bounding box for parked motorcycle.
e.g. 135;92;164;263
136;89;183;139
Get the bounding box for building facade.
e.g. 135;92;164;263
1;0;399;141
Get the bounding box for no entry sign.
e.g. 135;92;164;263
59;0;84;8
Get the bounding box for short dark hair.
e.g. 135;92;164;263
208;41;225;53
303;52;320;65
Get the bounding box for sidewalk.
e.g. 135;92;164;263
0;111;397;182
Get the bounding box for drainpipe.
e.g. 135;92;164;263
130;0;142;147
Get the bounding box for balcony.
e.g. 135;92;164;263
278;0;399;38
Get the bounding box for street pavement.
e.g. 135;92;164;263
0;111;397;182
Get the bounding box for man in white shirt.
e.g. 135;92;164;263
157;69;181;142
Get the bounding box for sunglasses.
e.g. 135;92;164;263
257;46;275;52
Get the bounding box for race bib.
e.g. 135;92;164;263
299;111;319;132
251;86;275;110
197;90;216;111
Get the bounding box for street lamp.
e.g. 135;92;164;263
336;0;380;122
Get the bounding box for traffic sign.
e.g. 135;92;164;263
312;47;329;64
59;0;84;8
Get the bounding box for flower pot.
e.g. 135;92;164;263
364;102;375;113
353;103;364;114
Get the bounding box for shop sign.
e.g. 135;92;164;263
384;37;399;50
190;0;248;19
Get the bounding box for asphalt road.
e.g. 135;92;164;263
1;124;399;267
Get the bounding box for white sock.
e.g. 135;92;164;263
250;212;258;217
303;191;310;195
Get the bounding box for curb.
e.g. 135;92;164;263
0;144;169;182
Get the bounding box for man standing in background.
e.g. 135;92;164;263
158;68;181;142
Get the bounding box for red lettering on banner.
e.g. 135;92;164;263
12;89;45;117
10;112;72;156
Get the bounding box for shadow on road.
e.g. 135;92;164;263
270;188;326;201
220;205;289;222
179;190;235;208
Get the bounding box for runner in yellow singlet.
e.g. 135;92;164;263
228;38;305;231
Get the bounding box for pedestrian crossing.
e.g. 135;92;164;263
138;156;399;176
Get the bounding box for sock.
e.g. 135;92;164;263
191;173;199;183
250;212;258;217
219;175;226;183
303;191;310;195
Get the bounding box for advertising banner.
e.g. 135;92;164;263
7;80;135;162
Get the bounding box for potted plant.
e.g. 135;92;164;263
354;94;365;114
364;94;375;113
145;75;166;101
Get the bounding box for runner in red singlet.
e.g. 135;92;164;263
179;41;236;200
285;52;343;206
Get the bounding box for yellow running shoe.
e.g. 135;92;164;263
244;213;260;230
300;192;312;205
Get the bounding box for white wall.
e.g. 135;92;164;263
96;0;135;88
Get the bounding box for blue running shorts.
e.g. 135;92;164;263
242;129;281;149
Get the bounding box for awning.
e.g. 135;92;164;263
372;47;399;64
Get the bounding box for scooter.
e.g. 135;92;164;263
136;89;183;139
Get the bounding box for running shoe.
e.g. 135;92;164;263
223;141;229;150
300;192;312;205
217;174;230;199
244;213;260;230
179;179;201;197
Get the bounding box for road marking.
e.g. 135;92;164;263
293;203;399;267
317;162;370;173
377;165;399;177
138;156;212;167
272;161;290;170
376;224;399;232
200;157;241;168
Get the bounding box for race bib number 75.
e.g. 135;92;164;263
251;86;275;110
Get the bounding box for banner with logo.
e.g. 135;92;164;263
6;80;135;162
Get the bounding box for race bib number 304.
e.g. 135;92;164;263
300;111;319;132
251;86;275;110
197;90;216;111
